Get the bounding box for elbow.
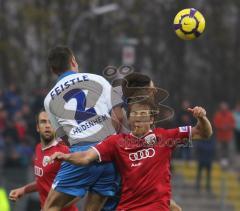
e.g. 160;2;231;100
198;121;213;139
207;126;213;139
71;159;89;166
81;159;91;166
202;129;213;139
205;132;213;139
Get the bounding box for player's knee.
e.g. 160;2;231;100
84;205;102;211
43;191;61;210
43;198;55;211
84;196;108;211
43;199;62;211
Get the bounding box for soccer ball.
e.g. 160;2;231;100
173;8;205;40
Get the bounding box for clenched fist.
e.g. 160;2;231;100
187;106;206;118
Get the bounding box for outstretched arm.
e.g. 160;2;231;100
188;106;213;140
9;182;37;201
50;148;99;166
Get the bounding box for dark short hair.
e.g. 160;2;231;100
122;72;151;96
47;46;74;75
122;72;157;106
35;108;46;124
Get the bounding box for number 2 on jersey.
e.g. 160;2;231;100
63;89;97;124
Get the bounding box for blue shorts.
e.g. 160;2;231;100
52;143;119;198
101;171;121;211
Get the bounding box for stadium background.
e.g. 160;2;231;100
0;0;240;210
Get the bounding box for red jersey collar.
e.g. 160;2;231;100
129;130;153;139
41;139;59;151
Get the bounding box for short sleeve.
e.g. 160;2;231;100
92;136;116;162
155;126;192;147
58;143;69;154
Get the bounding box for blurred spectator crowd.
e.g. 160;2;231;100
173;100;240;193
0;84;46;170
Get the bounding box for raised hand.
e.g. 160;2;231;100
187;106;206;118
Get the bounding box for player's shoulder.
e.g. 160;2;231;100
153;127;178;139
52;73;109;90
105;133;120;141
63;72;107;82
39;140;69;153
52;140;69;153
85;73;110;85
83;72;104;79
153;127;169;134
100;134;123;144
113;133;125;140
154;126;191;136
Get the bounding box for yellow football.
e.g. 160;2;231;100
174;8;206;40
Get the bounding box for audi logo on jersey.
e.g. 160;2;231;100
34;166;43;177
129;148;155;161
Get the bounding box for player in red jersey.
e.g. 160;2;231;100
9;110;78;211
49;98;212;211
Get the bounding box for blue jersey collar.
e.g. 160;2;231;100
58;70;77;81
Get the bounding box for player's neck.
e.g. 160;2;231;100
41;139;55;150
130;130;152;139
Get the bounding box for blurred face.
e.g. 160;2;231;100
36;111;55;143
219;102;228;112
128;103;153;137
182;100;190;109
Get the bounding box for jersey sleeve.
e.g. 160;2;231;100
91;136;116;162
58;143;69;154
155;126;192;147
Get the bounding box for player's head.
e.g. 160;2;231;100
127;99;156;137
36;109;55;144
122;72;156;103
219;101;229;112
47;45;79;76
124;72;152;86
122;72;154;92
